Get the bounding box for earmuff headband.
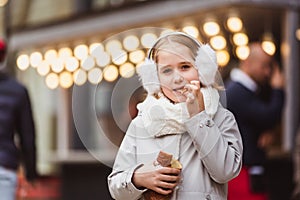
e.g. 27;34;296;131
137;31;220;117
147;32;202;60
137;31;218;92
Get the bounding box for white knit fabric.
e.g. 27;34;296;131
200;87;220;118
136;95;190;137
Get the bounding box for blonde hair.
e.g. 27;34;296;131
149;34;201;62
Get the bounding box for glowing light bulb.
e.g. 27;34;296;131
45;73;59;89
227;16;243;32
73;69;87;86
203;21;220;36
119;62;135;78
182;25;199;38
59;71;73;89
17;54;30;71
210;35;226;50
74;44;89;60
141;33;157;48
236;45;250;60
88;68;103;84
37;60;50;76
123;35;140;51
216;50;230;67
29;52;43;68
103;65;119;82
233;33;249;46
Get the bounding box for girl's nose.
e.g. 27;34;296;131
174;72;184;83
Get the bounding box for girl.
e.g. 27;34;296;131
107;32;243;200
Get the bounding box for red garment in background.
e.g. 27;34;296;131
16;171;60;199
228;167;268;200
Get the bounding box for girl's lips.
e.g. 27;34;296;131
174;87;187;94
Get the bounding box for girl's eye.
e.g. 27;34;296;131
162;68;172;74
181;65;191;70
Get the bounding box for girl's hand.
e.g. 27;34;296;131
183;80;205;117
132;166;181;195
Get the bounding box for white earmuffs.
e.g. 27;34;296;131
136;32;220;117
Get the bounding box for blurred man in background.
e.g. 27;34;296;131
226;42;285;200
0;39;38;200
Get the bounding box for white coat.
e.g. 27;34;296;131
108;105;243;200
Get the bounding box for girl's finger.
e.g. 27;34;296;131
155;187;173;195
159;181;178;189
184;84;198;94
159;174;181;183
190;80;200;88
190;80;200;84
186;92;195;101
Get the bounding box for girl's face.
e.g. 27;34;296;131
156;44;200;103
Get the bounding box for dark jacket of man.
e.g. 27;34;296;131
226;80;284;166
0;72;37;181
